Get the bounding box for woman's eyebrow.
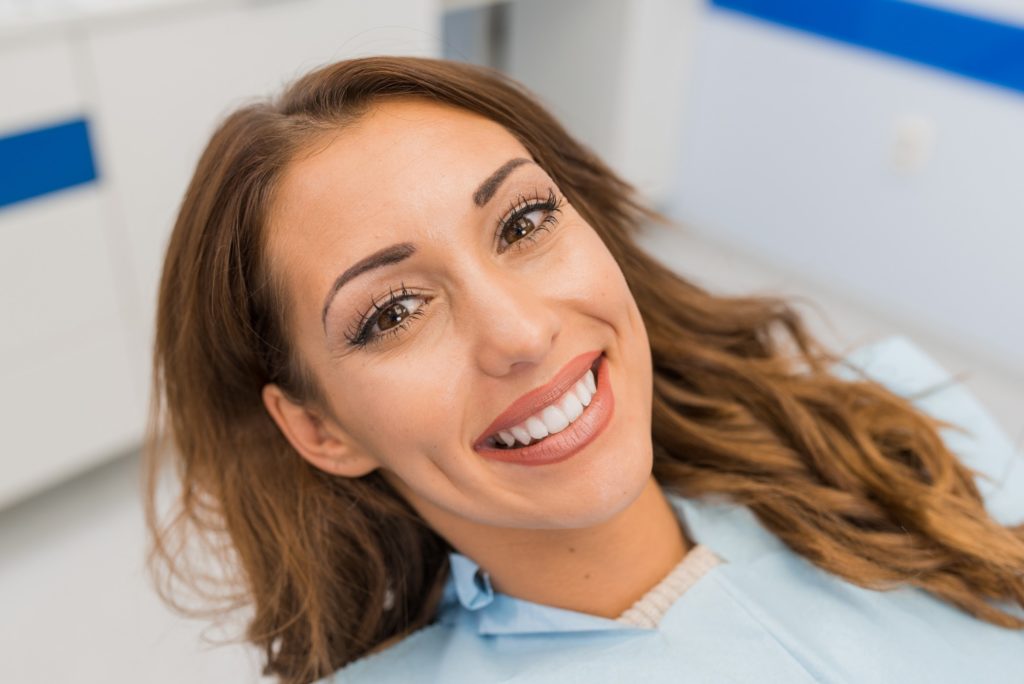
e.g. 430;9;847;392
473;157;531;206
321;242;416;330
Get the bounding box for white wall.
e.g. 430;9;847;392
670;3;1024;379
504;0;701;205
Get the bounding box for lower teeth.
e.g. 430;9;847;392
494;437;528;449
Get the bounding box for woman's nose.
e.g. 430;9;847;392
464;267;562;377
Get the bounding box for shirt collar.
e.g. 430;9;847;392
447;552;495;610
438;491;775;636
440;553;634;634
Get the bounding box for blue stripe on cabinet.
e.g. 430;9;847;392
0;118;98;210
710;0;1024;95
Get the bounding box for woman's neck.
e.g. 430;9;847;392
420;476;690;619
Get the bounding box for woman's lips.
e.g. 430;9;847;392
473;350;602;446
475;354;614;466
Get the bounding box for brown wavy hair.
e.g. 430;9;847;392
146;56;1024;684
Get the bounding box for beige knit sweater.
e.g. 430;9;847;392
616;544;723;628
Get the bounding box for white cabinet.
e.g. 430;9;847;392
0;36;142;505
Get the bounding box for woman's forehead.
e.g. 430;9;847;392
275;99;528;220
267;99;534;271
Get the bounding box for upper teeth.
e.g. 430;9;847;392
492;368;597;448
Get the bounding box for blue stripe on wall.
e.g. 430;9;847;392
711;0;1024;95
0;118;98;210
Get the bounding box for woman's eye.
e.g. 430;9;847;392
501;209;545;247
495;190;563;253
370;296;424;333
349;293;428;348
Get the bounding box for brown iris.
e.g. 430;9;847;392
375;302;410;332
502;214;536;245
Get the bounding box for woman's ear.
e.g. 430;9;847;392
261;384;380;477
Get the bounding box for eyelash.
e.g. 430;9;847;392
495;189;564;254
344;283;428;348
346;188;565;348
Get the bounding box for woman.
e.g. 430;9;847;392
147;57;1024;683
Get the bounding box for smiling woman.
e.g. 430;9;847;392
147;57;1024;684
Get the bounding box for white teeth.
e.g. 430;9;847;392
541;405;570;434
510;425;532;445
525;416;549;440
488;362;601;448
559;391;583;422
574;379;592;407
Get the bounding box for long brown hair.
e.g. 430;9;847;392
147;56;1024;684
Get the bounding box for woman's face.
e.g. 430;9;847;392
266;98;653;534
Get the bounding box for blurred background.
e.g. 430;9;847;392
1;0;1021;681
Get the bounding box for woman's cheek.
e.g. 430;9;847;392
575;238;630;308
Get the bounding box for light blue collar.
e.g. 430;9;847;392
439;556;636;634
437;491;783;636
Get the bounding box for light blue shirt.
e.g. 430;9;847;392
328;336;1024;683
